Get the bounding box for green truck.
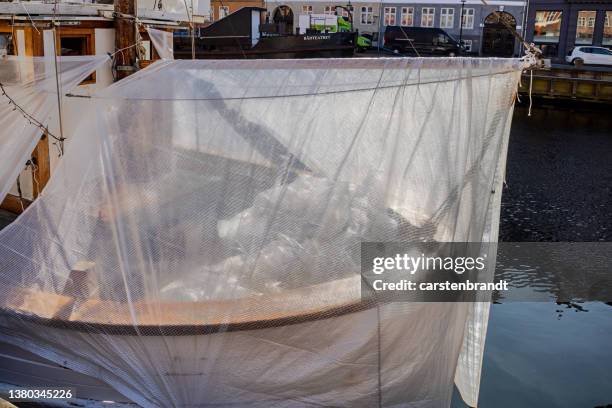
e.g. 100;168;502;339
299;14;372;51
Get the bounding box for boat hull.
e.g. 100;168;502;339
174;32;356;59
0;301;470;407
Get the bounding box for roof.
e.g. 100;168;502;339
0;2;200;24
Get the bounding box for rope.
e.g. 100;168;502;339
0;82;63;143
82;68;521;101
108;24;143;79
528;69;533;116
111;41;140;60
478;0;540;113
479;0;542;68
180;0;195;59
19;2;40;34
113;11;137;21
52;0;65;154
399;26;421;57
27;159;40;197
111;10;142;77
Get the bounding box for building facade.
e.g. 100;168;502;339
210;0;265;21
524;0;612;61
265;0;527;56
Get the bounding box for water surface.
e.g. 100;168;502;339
454;104;612;407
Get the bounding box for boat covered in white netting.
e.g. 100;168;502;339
0;57;524;407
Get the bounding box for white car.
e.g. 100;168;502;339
566;46;612;66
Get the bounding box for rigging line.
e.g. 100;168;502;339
0;82;63;143
109;42;141;68
112;41;140;57
19;2;40;34
27;159;40;197
180;0;195;59
528;69;533;117
191;0;195;59
399;26;420;57
479;0;541;60
52;0;65;155
82;68;520;101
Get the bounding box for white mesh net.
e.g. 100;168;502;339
0;55;109;202
0;58;523;407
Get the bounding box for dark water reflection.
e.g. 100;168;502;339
453;104;612;407
500;105;612;242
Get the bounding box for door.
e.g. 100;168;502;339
592;47;612;64
273;6;294;35
482;12;516;57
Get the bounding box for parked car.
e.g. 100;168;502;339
384;26;461;56
566;46;612;66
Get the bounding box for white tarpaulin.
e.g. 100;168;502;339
0;58;523;407
0;55;109;202
147;27;174;60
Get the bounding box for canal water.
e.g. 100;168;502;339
453;104;612;407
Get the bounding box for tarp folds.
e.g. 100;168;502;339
0;55;109;202
0;58;522;407
146;27;174;60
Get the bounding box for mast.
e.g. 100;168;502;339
114;0;137;80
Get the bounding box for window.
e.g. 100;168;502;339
0;33;15;56
218;6;229;19
576;11;596;44
60;36;88;56
605;11;612;45
534;11;562;43
401;7;414;27
384;7;396;26
461;8;474;29
421;8;434;28
302;5;312;14
340;5;352;18
440;8;454;29
361;6;373;25
593;47;612;55
58;33;95;83
435;33;449;44
461;39;472;52
324;6;335;15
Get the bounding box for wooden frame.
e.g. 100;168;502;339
0;276;369;335
55;28;97;84
0;194;31;214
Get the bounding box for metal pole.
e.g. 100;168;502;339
191;0;195;59
459;0;465;46
377;4;382;54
